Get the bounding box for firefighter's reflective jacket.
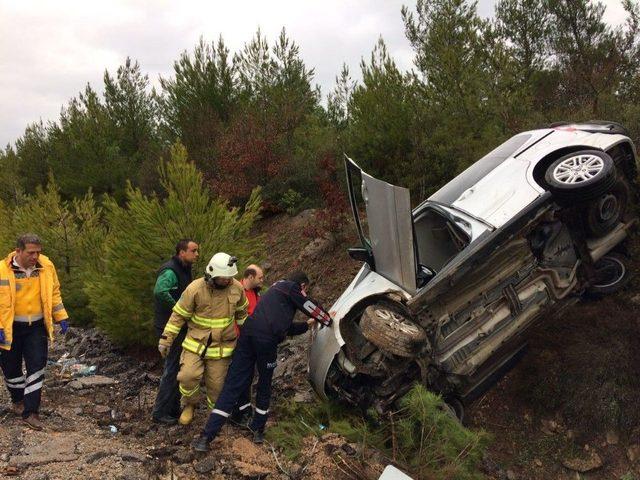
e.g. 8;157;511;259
160;278;248;359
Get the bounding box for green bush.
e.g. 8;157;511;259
267;385;490;479
84;142;264;346
280;188;306;216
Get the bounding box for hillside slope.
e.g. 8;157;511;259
1;210;638;479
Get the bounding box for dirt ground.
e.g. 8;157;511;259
1;210;640;479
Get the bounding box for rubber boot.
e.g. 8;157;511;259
179;404;195;425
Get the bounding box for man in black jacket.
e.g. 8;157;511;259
192;270;332;451
151;239;199;425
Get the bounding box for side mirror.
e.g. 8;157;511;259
348;248;375;269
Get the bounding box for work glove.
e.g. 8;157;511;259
158;343;169;358
59;320;69;335
0;329;5;344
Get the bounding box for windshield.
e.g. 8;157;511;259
429;134;532;205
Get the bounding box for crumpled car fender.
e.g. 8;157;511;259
308;265;411;399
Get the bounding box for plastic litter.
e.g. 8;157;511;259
108;425;118;434
76;365;97;377
54;352;98;378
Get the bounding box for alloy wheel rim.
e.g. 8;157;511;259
597;193;619;221
375;309;420;334
553;154;604;184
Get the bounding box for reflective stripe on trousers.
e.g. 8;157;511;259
0;320;48;417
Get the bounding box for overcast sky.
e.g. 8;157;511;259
0;0;631;147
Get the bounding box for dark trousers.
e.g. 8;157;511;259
0;321;48;418
152;327;187;419
203;333;278;439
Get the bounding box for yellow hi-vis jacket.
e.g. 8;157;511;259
160;278;248;359
0;252;69;350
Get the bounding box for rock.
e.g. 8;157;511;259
534;459;542;467
117;468;147;480
73;407;83;415
95;405;111;414
341;443;357;456
10;453;79;467
10;437;79;467
290;209;317;230
2;466;20;476
193;457;217;474
68;380;84;390
147;446;178;458
173;450;195;464
541;419;559;435
627;444;640;463
86;450;114;464
298;236;333;261
118;450;147;463
562;449;603;472
293;390;314;403
606;431;619;445
506;469;516;480
75;375;116;387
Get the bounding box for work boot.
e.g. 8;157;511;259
11;401;23;416
179;405;195;425
23;414;44;431
153;414;178;426
252;429;265;444
192;434;210;452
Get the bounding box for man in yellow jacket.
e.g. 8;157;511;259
0;234;69;430
158;252;248;425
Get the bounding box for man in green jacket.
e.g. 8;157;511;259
151;239;199;425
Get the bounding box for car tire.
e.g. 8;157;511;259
544;150;616;205
360;305;427;358
587;252;630;296
584;178;630;237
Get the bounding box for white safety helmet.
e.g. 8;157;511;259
204;252;238;280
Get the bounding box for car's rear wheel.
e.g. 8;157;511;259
544;150;616;204
587;252;630;296
584;178;630;237
360;305;427;358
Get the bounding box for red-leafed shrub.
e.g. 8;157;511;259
303;152;351;243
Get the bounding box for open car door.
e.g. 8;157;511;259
345;156;417;294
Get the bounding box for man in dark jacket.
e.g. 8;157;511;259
231;264;265;424
192;270;332;451
151;239;199;424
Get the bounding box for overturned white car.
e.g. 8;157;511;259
309;121;637;417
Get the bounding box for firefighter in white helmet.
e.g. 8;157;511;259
158;252;248;425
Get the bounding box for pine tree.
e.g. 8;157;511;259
84;142;263;346
0;177;104;325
